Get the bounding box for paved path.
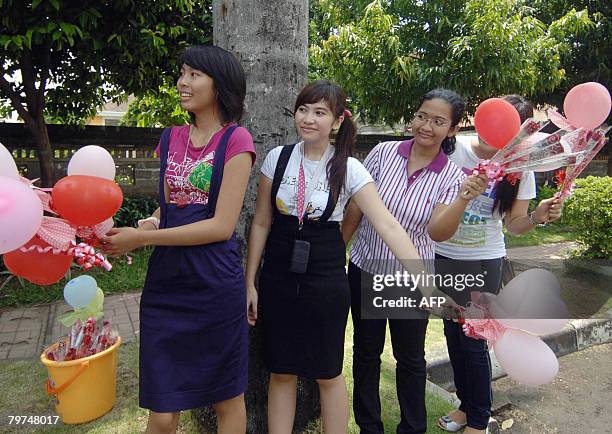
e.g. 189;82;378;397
0;293;140;360
0;241;580;361
506;241;578;262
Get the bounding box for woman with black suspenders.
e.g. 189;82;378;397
245;80;457;434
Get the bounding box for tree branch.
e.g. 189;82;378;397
0;74;33;125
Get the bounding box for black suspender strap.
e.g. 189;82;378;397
270;143;339;223
270;144;297;214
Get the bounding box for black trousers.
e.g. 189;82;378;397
349;261;429;434
435;254;503;430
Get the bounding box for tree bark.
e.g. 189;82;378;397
195;1;312;433
29;115;55;187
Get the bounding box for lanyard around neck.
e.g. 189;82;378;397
296;142;332;227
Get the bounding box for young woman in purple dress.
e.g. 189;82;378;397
102;45;256;434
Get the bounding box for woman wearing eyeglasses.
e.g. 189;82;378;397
342;88;488;434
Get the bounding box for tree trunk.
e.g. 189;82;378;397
28;116;55;187
194;1;311;433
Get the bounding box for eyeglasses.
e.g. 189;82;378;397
412;112;450;128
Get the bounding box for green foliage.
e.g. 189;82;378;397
537;184;560;202
0;0;212;124
310;0;596;124
528;1;611;111
113;197;160;228
562;176;612;259
121;83;190;127
529;182;560;212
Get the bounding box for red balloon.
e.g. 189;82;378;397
474;98;522;149
3;237;72;285
51;175;123;226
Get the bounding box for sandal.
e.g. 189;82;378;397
437;414;467;432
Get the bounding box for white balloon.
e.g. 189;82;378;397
0;143;19;180
67;145;116;180
494;329;559;386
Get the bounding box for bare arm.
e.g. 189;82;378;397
428;174;488;242
351;183;455;307
245;175;274;286
341;199;363;244
504;197;564;235
244;175;274;325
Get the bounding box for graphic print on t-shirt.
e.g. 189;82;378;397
447;166;498;247
166;149;215;204
278;174;329;220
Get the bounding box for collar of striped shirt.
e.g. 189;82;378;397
397;139;448;173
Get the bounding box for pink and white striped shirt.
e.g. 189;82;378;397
349;140;465;275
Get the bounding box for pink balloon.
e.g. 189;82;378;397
563;82;611;130
67;145;116;180
489;269;568;322
496;318;568;336
0;143;19;180
494;329;559;385
0;176;43;254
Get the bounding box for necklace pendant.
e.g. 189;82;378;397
176;195;188;208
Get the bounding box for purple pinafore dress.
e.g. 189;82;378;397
139;126;248;412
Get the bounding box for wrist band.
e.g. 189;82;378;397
137;216;160;230
528;211;546;227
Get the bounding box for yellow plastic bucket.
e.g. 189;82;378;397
40;336;121;424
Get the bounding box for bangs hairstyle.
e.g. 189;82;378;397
179;45;246;124
294;80;356;203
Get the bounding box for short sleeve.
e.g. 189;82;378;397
225;126;256;165
437;170;465;205
154;127;174;158
260;146;283;180
362;142;383;181
346;157;374;197
517;171;536;200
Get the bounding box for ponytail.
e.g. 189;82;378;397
328;116;356;203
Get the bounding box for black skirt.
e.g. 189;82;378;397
259;213;349;379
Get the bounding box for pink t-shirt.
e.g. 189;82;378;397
155;124;255;205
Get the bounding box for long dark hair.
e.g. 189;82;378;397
493;95;534;215
417;88;466;155
294;80;356;203
179;45;246;125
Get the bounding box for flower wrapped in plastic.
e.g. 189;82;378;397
473;119;594;185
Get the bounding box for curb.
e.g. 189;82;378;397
426;317;612;391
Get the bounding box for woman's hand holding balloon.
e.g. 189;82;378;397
100;227;144;256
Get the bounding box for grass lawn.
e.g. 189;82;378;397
0;249;152;309
1;316;454;434
504;222;576;248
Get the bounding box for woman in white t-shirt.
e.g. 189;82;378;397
435;95;565;434
245;80;456;434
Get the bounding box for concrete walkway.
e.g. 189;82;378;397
0;292;140;360
492;343;612;434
